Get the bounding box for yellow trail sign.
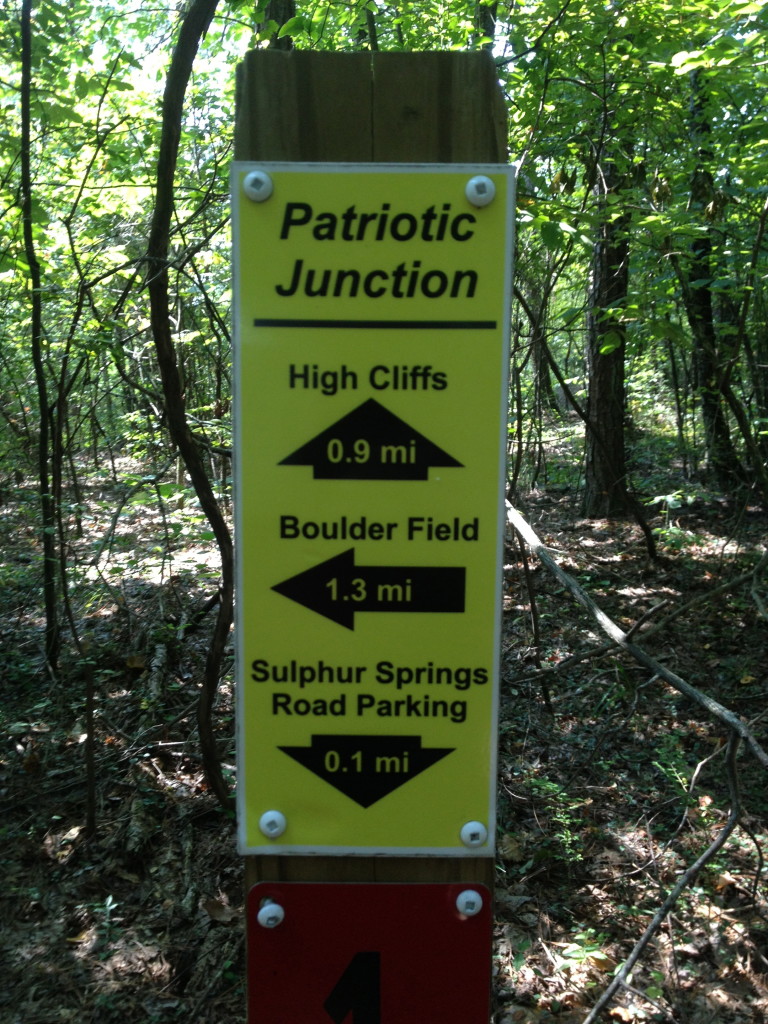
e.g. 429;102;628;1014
234;164;515;854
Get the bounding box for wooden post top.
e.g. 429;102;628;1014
235;50;507;164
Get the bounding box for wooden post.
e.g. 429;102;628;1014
233;51;513;1023
234;50;507;164
235;50;506;895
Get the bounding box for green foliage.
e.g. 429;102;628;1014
528;776;586;863
1;0;766;531
645;490;702;550
552;929;611;974
0;0;247;479
652;728;697;800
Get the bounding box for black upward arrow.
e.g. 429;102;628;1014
279;398;462;480
278;734;455;807
271;548;465;629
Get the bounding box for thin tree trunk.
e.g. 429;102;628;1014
743;299;768;461
516;283;658;557
683;69;744;487
21;0;60;670
145;0;234;810
474;2;497;49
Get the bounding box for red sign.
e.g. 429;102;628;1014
247;882;492;1023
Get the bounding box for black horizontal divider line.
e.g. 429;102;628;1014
253;318;497;329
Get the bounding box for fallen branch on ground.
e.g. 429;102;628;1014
506;502;768;769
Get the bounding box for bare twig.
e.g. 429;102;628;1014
625;600;668;639
90;458;175;566
738;817;767;906
751;549;768;619
619;980;678;1021
580;733;741;1024
515;531;553;713
178;591;221;639
505;638;622;685
641;550;768;640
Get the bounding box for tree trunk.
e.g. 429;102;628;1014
582;156;632;518
681;70;744;487
259;0;296;49
21;0;60;670
743;297;768;461
145;0;234;811
474;3;497;49
515;283;558;415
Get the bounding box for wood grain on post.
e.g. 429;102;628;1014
235;51;507;163
235;49;507;891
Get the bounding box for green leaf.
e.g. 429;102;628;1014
670;49;708;73
74;72;90;99
43;101;84;125
599;330;624;354
30;199;49;226
559;306;584;326
277;16;307;38
539;219;562;251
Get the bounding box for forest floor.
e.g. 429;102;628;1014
2;441;768;1024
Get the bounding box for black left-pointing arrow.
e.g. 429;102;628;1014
278;734;455;807
271;548;465;629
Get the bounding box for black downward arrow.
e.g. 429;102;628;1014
278;735;455;807
271;548;465;629
279;398;462;480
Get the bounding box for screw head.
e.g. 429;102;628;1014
257;901;285;928
243;170;274;202
460;820;489;848
465;175;496;208
456;889;484;917
259;810;287;839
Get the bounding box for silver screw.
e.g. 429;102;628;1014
259;810;287;838
244;170;274;202
465;175;496;208
460;820;489;847
456;889;484;917
257;901;285;928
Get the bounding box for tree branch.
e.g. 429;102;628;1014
581;732;741;1024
